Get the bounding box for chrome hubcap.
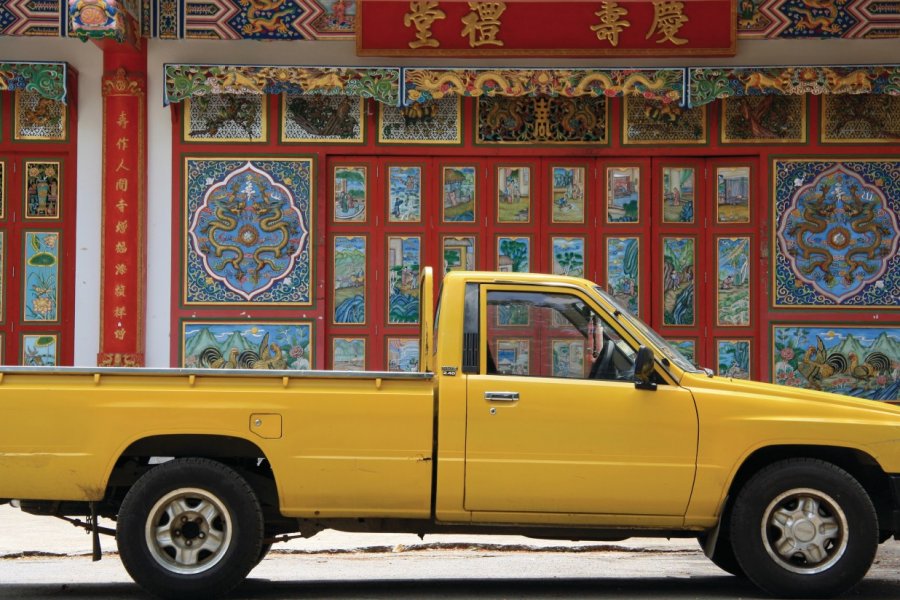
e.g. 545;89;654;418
762;488;848;574
145;488;232;575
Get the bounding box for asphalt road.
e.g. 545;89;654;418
3;506;900;599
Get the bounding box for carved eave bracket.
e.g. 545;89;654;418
68;0;141;47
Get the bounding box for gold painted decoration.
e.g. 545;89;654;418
404;68;684;104
623;96;706;145
184;96;267;142
14;91;67;141
282;95;365;144
721;95;806;144
821;94;900;143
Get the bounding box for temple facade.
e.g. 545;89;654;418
0;0;899;402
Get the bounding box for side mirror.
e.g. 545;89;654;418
634;346;657;391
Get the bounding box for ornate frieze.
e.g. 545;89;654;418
689;65;900;107
164;64;400;106
404;68;684;105
476;96;607;144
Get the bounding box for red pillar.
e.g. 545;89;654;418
97;45;147;367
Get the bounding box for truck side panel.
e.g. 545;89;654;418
0;372;435;519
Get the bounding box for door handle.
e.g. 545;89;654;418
484;391;519;402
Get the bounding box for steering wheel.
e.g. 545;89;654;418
588;338;615;380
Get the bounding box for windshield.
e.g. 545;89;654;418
591;285;703;374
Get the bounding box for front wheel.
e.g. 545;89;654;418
729;458;878;598
116;458;264;600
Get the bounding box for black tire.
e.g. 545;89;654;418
729;458;878;598
698;532;744;577
256;541;273;565
116;458;264;600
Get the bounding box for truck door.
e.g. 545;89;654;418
464;284;698;517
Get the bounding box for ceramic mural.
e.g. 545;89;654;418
23;231;59;322
185;158;312;305
496;166;531;223
773;326;900;401
333;166;366;222
387;236;420;324
607;167;640;223
333;236;366;324
606;237;640;316
388;166;422;222
717;237;751;327
774;160;900;307
551;166;585;223
182;321;312;369
663;237;695;326
551;237;585;278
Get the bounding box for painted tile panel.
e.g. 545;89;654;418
607;167;640;224
333;166;367;222
497;237;530;273
551;237;585;278
717;237;751;327
443;236;475;274
333;236;366;324
22;334;57;366
387;236;420;324
332;337;365;371
773;326;900;401
551;166;585;223
774;160;900;307
184;158;313;305
497;166;531;223
606;237;640;316
717;339;751;379
387;337;419;372
23;231;59;322
388;166;422;223
442;166;476;223
663;237;695;326
182;321;312;369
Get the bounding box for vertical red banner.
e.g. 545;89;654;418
98;68;146;366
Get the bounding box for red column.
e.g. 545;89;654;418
97;45;147;367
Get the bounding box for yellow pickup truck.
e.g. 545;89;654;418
2;269;900;599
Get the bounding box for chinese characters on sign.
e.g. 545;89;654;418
100;68;145;366
358;0;735;57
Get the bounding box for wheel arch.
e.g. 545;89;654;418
104;434;282;522
724;445;894;537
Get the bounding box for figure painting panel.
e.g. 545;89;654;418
718;339;751;380
716;166;750;223
663;237;695;326
606;237;640;316
717;237;751;327
333;236;366;324
607;167;640;223
387;337;419;372
388;166;422;222
662;167;695;223
497;166;531;223
551;166;585;223
333;166;366;222
332;337;365;371
442;166;476;223
387;236;420;324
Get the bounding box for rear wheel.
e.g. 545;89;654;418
729;459;877;598
117;458;264;600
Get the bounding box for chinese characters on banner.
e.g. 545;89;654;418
99;68;145;367
358;0;736;56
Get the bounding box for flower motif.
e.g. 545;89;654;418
780;347;795;361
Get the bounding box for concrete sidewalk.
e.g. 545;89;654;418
0;505;697;558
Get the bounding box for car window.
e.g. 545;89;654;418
484;289;636;381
